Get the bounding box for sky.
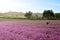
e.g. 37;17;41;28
0;0;60;13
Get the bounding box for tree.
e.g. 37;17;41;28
24;11;32;19
42;10;55;20
55;13;60;20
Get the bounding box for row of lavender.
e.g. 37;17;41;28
0;20;60;40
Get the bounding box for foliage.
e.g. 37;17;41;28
42;10;55;20
29;14;42;20
55;13;60;20
24;11;32;19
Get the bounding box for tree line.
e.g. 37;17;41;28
24;10;60;20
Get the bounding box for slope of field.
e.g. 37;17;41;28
0;12;42;19
0;20;60;40
0;13;26;19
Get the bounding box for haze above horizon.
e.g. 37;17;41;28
0;0;60;13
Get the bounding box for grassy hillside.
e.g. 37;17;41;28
0;12;26;19
0;12;42;19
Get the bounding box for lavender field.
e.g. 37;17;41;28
0;20;60;40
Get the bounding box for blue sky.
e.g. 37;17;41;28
0;0;60;13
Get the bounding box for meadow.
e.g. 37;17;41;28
0;20;60;40
0;12;42;20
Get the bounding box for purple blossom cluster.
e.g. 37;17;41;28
0;20;60;40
